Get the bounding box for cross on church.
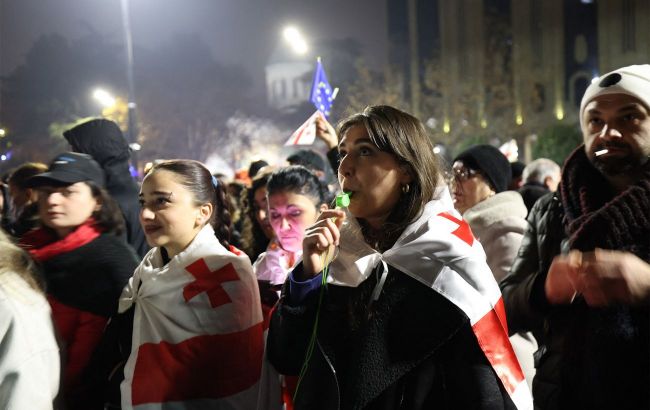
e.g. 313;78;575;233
183;259;240;308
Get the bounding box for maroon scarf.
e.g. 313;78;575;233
560;146;650;260
21;219;102;262
557;145;650;407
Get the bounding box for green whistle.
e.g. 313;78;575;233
335;192;351;208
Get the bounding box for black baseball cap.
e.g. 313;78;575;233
27;152;106;188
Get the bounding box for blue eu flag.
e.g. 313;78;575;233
310;59;334;119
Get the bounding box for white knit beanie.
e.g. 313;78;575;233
579;64;650;130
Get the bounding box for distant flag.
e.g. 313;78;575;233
286;59;337;146
310;58;337;119
284;110;322;146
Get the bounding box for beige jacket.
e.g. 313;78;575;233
463;191;529;282
463;190;536;389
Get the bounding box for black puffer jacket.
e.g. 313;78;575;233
64;119;149;257
269;264;516;410
500;148;650;410
518;182;550;215
500;192;563;341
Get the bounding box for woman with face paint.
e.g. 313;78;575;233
253;166;328;311
253;166;328;410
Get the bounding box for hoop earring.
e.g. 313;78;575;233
401;184;410;194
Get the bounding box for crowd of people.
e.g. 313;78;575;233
0;63;649;410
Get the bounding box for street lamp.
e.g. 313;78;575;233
92;88;117;108
120;0;138;146
283;26;308;55
115;0;141;176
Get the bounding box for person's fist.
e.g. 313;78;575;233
579;249;650;306
301;209;346;278
545;251;583;304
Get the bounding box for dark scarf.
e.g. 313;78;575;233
558;146;650;409
560;146;650;259
21;218;102;262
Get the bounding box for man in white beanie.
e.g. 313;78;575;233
500;64;650;410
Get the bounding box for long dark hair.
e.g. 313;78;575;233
148;160;233;249
88;182;125;236
337;105;443;251
240;171;272;261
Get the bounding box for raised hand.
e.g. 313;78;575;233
301;209;346;278
315;113;338;150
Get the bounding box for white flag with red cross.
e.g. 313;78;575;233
328;187;533;410
119;225;264;410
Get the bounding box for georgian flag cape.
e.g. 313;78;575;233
328;188;533;410
119;224;264;410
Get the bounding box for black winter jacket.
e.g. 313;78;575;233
500;176;650;409
518;182;550;215
269;263;516;410
500;193;563;341
26;232;139;409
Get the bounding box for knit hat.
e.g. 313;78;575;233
579;64;650;130
510;161;526;180
453;144;511;193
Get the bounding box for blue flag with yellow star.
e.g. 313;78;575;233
310;59;334;118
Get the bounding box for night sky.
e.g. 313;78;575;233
0;0;387;94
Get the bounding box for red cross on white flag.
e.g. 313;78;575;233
183;259;240;308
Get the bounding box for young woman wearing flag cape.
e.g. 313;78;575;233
266;106;533;410
119;160;264;409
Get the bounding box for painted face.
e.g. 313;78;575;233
337;125;411;229
37;182;99;238
139;170;210;259
583;93;650;177
451;161;495;214
268;190;320;253
253;186;275;240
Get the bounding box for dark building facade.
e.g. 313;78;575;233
386;0;650;146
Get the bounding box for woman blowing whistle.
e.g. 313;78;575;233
266;106;532;410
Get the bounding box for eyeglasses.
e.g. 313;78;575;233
452;167;481;182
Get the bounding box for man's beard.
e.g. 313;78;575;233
590;141;647;176
592;155;637;176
